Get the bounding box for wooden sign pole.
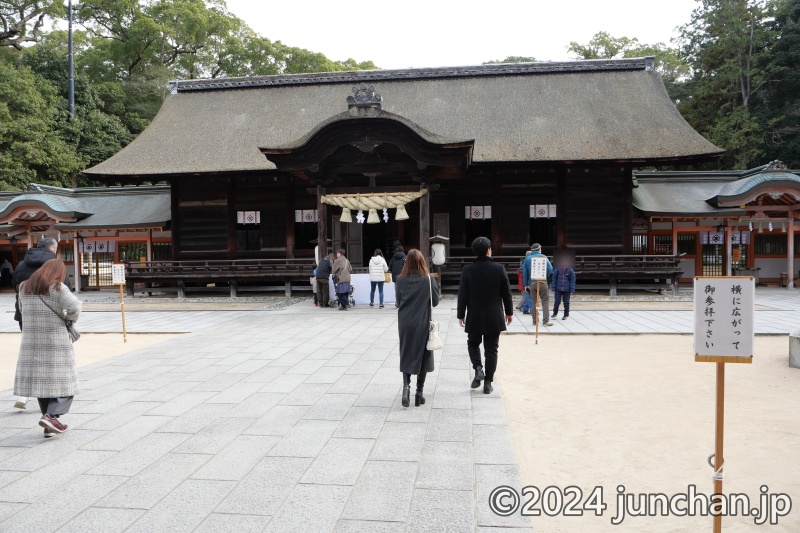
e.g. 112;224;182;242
119;283;127;343
535;282;540;344
713;361;725;533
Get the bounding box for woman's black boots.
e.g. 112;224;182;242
402;373;411;407
415;370;427;406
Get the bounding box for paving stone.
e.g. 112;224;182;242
245;405;310;436
334;520;405;533
263;484;352;533
416;441;473;491
300;438;375;485
215;456;311;516
471;396;508;425
304;365;348;384
333;407;389;439
56;507;144;533
172;417;255;454
353;383;399;408
325;352;361;367
221;392;286;419
0;429;106;472
137;379;198;402
194;513;266;533
260;373;307;393
242;364;290;383
0;474;127;533
0;501;26;521
278;383;332;406
345;359;383;375
77;401;162;430
206;381;264;404
475;464;531;528
341;461;418;522
71;389;152;415
81;415;173;452
192;435;279;481
267;419;339;457
327;373;370;394
303;393;358;421
125;479;236;533
407;489;475;533
191;372;247;392
0;470;25;490
155;402;233;434
227;358;272;374
86;432;190;476
179;364;236;383
473;424;517;465
98;452;211;509
0;450;115;503
426;409;472;442
370;422;427;462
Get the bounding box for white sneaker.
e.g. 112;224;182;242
14;400;27;410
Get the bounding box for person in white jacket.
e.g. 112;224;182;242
368;248;389;308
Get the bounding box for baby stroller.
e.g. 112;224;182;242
329;277;356;308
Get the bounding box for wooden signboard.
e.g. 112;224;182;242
530;257;548;281
693;277;754;364
112;263;128;343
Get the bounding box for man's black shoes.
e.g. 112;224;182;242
483;380;493;394
471;366;485;389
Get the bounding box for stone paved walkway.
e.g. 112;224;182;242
0;300;532;533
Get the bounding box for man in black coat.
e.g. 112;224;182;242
456;236;513;394
11;237;58;410
387;245;406;308
316;252;334;308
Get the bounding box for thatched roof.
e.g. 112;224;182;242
84;58;723;178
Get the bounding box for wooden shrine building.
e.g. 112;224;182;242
77;57;729;293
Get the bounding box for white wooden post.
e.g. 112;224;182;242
73;233;81;293
724;224;732;276
788;217;795;289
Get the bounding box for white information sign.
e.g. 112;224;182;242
530;257;548;281
693;277;754;362
112;264;126;285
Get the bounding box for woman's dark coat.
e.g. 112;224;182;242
456;256;513;334
396;274;440;374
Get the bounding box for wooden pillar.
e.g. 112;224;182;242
622;167;633;254
317;187;327;261
788;217;795;289
285;181;295;259
73;233;81;293
419;189;430;262
146;229;153;262
170;180;181;260
725;223;733;276
672;222;679;256
491;178;503;253
227;179;237;259
557;169;566;250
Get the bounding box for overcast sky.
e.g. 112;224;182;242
224;0;699;69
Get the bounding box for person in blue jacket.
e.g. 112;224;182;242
521;243;553;326
551;265;576;320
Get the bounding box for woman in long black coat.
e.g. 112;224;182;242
396;249;440;407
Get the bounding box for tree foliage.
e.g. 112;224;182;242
0;0;378;190
483;56;537;64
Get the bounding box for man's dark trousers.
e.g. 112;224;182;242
467;332;500;380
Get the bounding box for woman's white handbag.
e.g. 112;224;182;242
426;275;443;351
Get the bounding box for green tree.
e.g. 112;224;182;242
764;0;800;166
0;60;86;190
677;0;779;168
0;0;62;49
568;32;639;59
483;56;537;64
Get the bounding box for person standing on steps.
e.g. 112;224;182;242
396;249;440;407
11;237;58;410
456;236;513;394
388;245;406;308
332;249;352;310
368;248;389;308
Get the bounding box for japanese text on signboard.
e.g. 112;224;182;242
530;257;548;281
693;277;754;360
